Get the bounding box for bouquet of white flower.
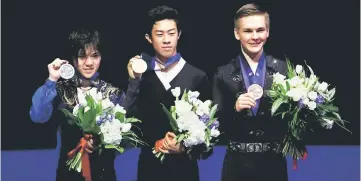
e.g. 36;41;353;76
152;87;220;162
268;59;351;169
61;91;146;176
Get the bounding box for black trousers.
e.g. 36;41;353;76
221;151;288;181
137;148;200;181
55;149;117;181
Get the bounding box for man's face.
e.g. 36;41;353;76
234;15;269;57
74;47;101;79
146;19;180;61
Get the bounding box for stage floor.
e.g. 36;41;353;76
2;146;360;181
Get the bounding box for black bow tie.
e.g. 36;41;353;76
80;79;92;87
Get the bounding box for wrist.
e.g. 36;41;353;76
48;76;59;82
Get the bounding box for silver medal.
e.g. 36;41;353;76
59;64;75;79
247;84;263;100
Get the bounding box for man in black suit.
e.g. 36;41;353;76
126;5;211;181
213;3;289;181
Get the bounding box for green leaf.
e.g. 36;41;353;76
89;126;101;135
327;88;336;100
104;144;116;149
172;111;177;120
271;98;286;116
317;104;339;113
286;59;296;78
290;108;301;140
277;84;286;95
82;109;97;132
181;89;188;101
286;81;291;91
209;104;218;121
267;90;278;98
99;133;104;143
205;129;211;147
60;109;78;125
123;135;148;146
125;117;142;123
96;102;103;114
177;134;185;142
85;94;96;109
160;103;178;133
170;106;176;112
115;112;126;123
77;106;85;123
98;147;103;156
105;145;125;153
304;60;314;75
282;112;287;119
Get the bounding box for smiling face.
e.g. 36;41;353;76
234;14;269;58
73;46;101;79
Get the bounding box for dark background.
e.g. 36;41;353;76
2;0;360;150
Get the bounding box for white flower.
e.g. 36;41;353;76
273;72;286;85
175;100;193;116
321;118;334;129
195;100;212;116
296;65;303;74
114;104;126;114
289;76;304;88
88;88;98;100
73;104;80;116
78;94;88;107
183;127;206;147
302;98;309;105
307;101;317;110
286;87;308;102
101;98;114;109
176;112;200;132
305;77;316;90
318;82;329;92
210;127;220;137
193;99;202;106
187;90;200;104
308;74;318;88
96;115;101;122
99;120;123;145
203;100;212;107
96;92;103;102
107;114;112;120
308;91;317;101
313;81;320;90
120;123;132;132
183;136;199;147
281;80;288;90
84;106;90;113
171;87;181;98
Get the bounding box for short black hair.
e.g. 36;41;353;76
145;5;181;35
68;28;104;60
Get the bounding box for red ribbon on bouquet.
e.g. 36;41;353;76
292;150;308;170
67;134;93;181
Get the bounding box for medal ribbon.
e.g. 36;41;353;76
151;53;181;71
239;53;266;115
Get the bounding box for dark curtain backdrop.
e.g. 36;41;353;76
2;0;359;150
